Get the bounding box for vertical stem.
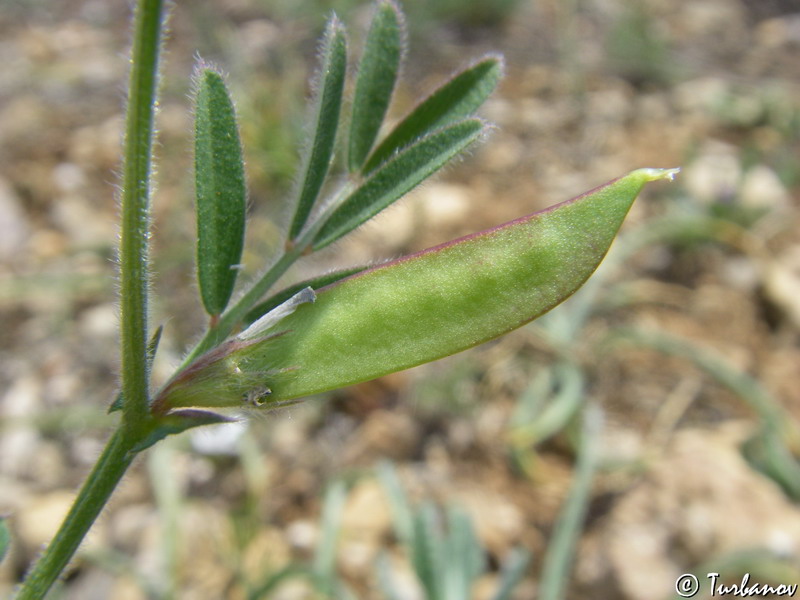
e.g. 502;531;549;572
14;430;136;600
120;0;165;426
15;1;165;596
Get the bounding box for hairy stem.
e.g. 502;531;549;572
119;0;164;427
15;1;165;596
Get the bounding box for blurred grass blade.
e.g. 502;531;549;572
0;516;10;565
313;480;347;589
444;508;484;600
347;0;404;172
491;548;532;600
315;118;485;249
364;55;503;173
377;461;416;548
243;266;366;326
289;17;347;240
612;327;800;499
376;554;405;600
247;564;316;600
147;442;181;598
509;361;585;447
413;504;444;600
193;66;247;316
742;432;800;501
609;328;788;430
538;404;603;600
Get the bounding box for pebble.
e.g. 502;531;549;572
682;141;741;204
16;489;106;553
740;164;790;212
0;177;30;261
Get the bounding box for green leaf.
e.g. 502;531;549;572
155;169;678;409
0;516;10;565
243;266;366;326
347;0;405;172
315;118;485;250
129;409;237;454
193;66;247;317
364;55;503;174
289;17;348;240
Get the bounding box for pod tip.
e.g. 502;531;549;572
637;167;681;182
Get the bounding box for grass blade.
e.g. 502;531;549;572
347;0;405;172
376;553;406;600
491;548;531;600
377;461;415;546
611;328;800;500
315;118;485;250
508;361;585;447
412;504;444;600
444;508;485;600
289;16;348;240
364;55;503;173
0;516;10;565
193;66;247;317
538;404;602;600
313;480;347;591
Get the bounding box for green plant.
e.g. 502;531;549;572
377;462;531;600
10;0;676;597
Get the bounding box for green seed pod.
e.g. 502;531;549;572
155;168;677;411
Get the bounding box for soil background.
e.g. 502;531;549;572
2;0;800;598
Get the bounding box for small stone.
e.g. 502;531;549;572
0;177;30;261
189;421;248;456
16;490;106;553
740;164;790;212
79;302;118;339
764;245;800;329
682;142;741;204
340;479;392;544
285;519;317;553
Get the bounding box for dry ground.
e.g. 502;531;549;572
2;0;800;598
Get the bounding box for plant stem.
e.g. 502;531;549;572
14;429;137;600
119;0;164;427
16;1;165;596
